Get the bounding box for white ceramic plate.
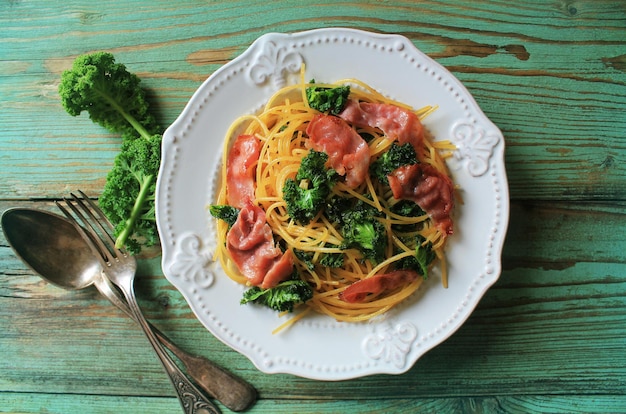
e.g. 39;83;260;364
156;28;508;380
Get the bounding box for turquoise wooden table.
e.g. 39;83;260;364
1;1;625;413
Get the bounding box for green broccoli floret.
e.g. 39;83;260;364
327;197;387;264
209;205;240;229
59;52;163;253
283;150;338;224
306;82;351;115
370;142;418;185
240;274;313;313
396;235;436;278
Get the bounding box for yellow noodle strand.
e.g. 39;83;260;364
212;68;454;326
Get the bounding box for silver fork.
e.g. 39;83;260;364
57;191;220;414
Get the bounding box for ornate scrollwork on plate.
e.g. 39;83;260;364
248;40;304;88
451;122;501;177
168;233;216;289
362;321;417;369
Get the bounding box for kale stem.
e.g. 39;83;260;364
114;173;154;249
96;88;152;141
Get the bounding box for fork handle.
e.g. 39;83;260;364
157;334;257;412
118;279;221;414
94;276;256;411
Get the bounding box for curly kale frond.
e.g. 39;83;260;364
293;249;344;270
209;205;240;229
240;274;313;313
325;197;388;264
59;52;164;253
283;180;326;225
390;199;425;233
395;235;436;278
283;150;338;225
340;216;387;264
324;195;353;224
319;252;345;268
99;135;161;253
296;149;338;185
370;142;419;185
293;249;315;270
59;52;160;140
306;81;351;115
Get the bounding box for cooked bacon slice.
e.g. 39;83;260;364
305;114;370;188
338;99;424;151
261;249;295;289
388;164;454;235
339;270;420;303
226;134;260;209
226;201;294;289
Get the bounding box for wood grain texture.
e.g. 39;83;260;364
1;0;625;413
4;394;626;414
1;1;624;200
2;200;624;412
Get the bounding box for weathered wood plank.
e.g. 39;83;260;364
504;201;626;266
2;200;624;400
1;1;624;200
3;393;626;414
1;1;625;412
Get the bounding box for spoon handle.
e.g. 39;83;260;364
119;277;220;414
157;333;257;413
94;277;256;412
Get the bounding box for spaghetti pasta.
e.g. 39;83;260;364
212;70;455;325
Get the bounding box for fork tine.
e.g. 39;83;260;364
76;189;116;234
55;199;113;267
69;193;116;246
70;192;131;259
67;192;129;261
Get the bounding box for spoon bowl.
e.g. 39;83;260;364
2;208;101;290
1;207;256;412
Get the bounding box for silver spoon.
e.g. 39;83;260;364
1;207;257;412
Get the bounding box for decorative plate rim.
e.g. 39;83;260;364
155;27;509;380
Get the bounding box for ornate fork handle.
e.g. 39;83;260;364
94;275;255;411
58;192;221;414
120;279;220;414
